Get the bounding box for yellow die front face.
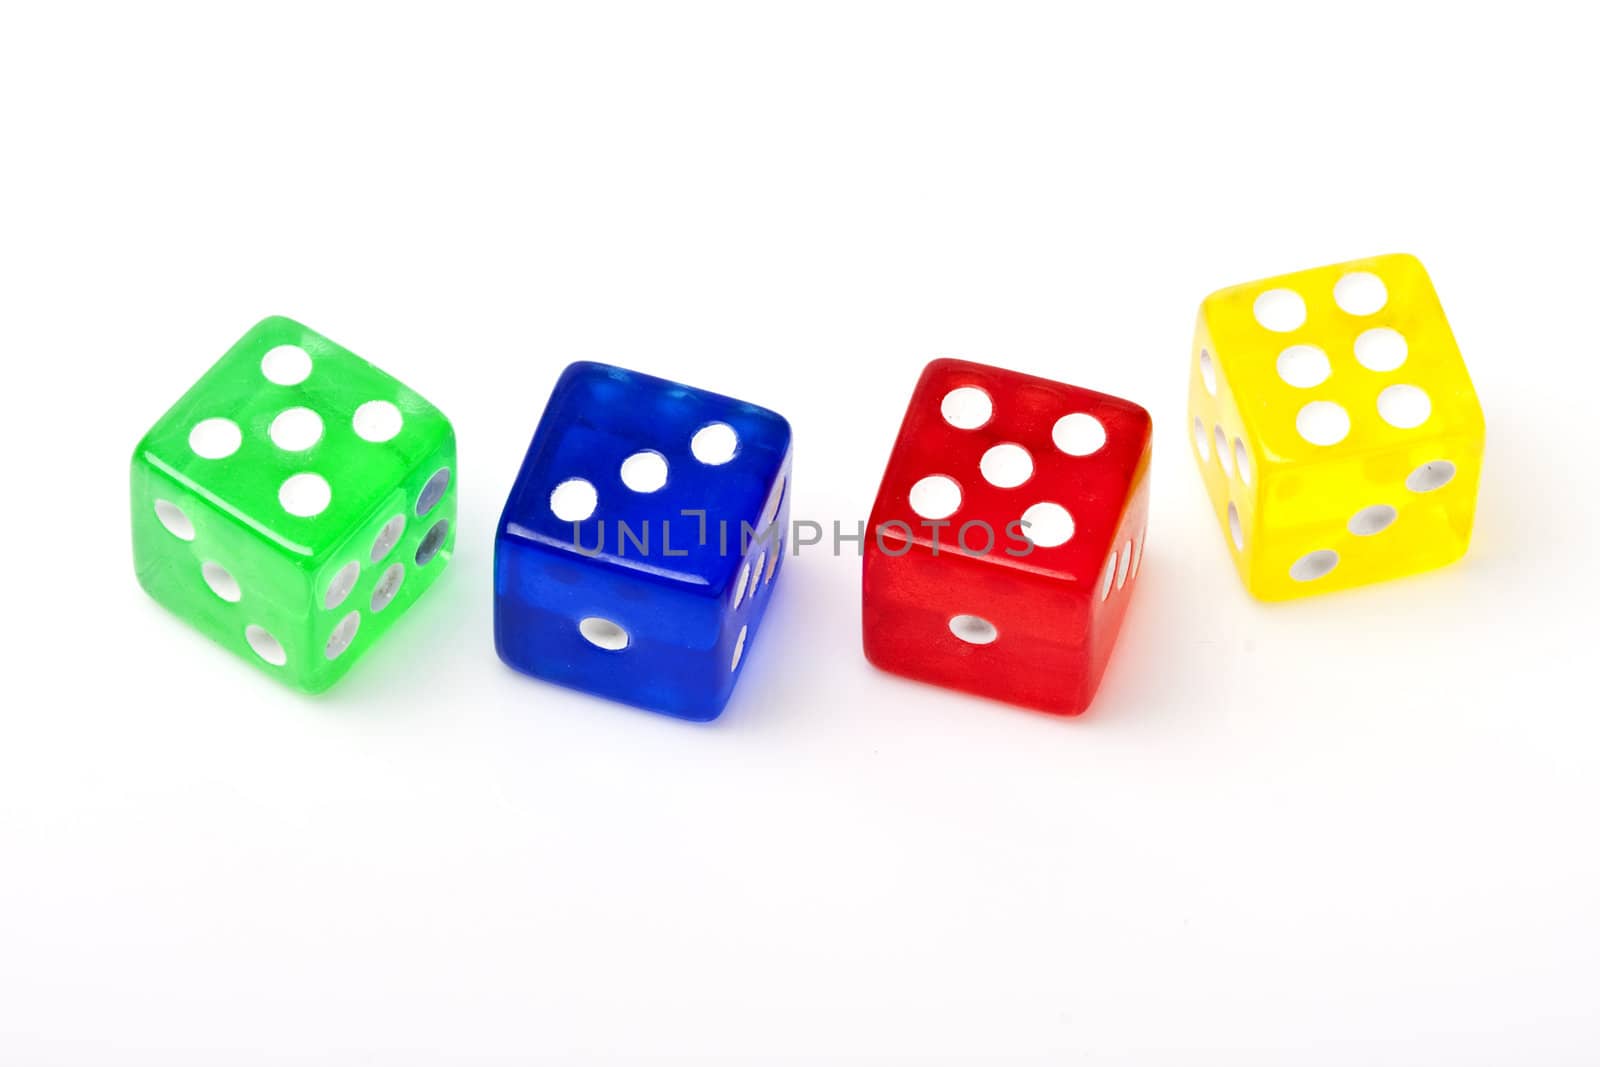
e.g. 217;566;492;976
1188;253;1485;601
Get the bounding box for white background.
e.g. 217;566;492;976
3;3;1598;1064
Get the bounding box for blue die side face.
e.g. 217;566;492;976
494;362;793;721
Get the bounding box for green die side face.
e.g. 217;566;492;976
130;316;458;692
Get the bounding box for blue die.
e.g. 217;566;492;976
494;362;793;721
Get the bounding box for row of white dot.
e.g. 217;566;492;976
941;387;1108;455
1201;328;1409;396
1100;528;1146;602
1200;388;1432;451
1276;329;1408;386
1194;419;1254;486
1201;359;1432;448
205;340;404;450
189;400;403;459
550;422;739;523
909;476;1076;549
734;470;788;607
1203;385;1433;447
1295;386;1433;445
733;539;782;610
241;606;381;666
1252;270;1391;333
244;602;375;668
1223;460;1458;581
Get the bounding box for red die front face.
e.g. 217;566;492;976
862;358;1152;716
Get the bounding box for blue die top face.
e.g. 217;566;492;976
498;362;792;594
495;362;792;720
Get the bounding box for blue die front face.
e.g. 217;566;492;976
494;362;793;721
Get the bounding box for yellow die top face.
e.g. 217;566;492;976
1189;253;1485;601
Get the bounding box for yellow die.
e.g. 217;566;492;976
1189;253;1484;601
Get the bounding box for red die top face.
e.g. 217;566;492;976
863;359;1152;716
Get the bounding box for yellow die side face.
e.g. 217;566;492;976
1188;253;1485;601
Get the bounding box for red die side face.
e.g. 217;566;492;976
862;358;1152;716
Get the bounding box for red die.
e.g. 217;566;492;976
862;359;1152;716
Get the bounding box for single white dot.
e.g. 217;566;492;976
245;625;287;666
760;476;787;528
620;450;669;493
734;560;751;608
353;400;403;442
1254;289;1307;332
1334;271;1387;315
909;475;962;520
416;467;452;517
201;561;241;602
1214;426;1234;477
324;561;359;609
980;443;1034;488
1053;413;1107;456
1297;401;1351;446
1100;552;1117;600
940;387;992;429
370;563;405;612
370;515;405;561
1131;531;1145;580
730;624;748;670
580;616;630;651
415;519;449;566
1115;539;1132;589
765;542;782;584
189;418;241;459
1348;504;1398;537
1407;460;1457;493
1019;502;1074;548
691;422;739;465
1228;502;1244;550
1277;344;1332;388
749;552;766;600
1233;437;1252;486
1290;549;1340;582
1198;350;1218;396
260;344;311;386
948;615;998;645
550;478;597;522
1193;416;1210;462
154;499;194;541
324;611;361;660
1378;384;1431;429
269;407;323;451
279;472;331;517
1354;327;1408;372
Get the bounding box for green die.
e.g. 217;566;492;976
130;316;457;692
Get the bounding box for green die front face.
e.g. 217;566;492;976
130;316;457;692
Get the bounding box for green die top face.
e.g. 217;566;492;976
131;316;457;692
